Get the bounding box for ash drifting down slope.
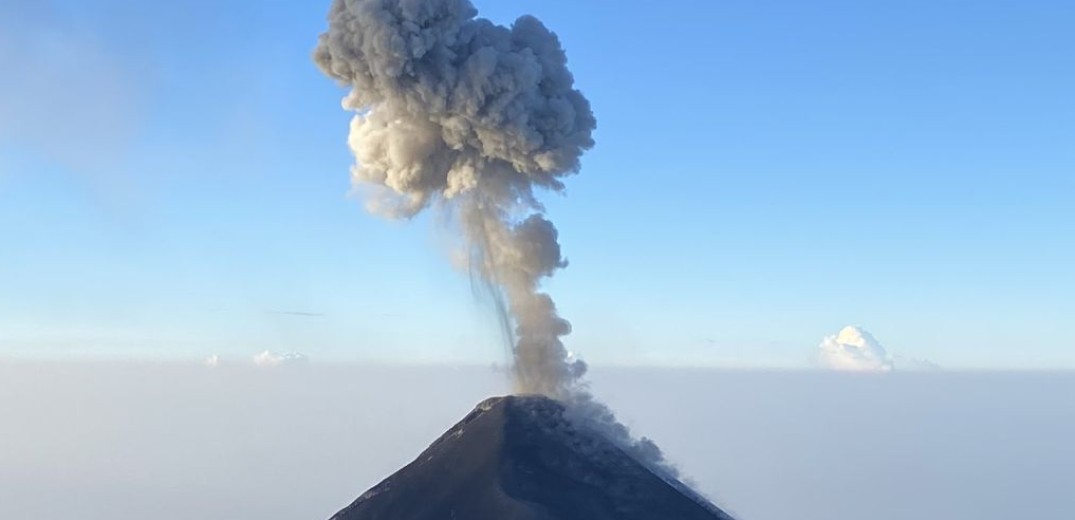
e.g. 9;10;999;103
330;395;733;520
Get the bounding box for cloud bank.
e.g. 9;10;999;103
2;363;1070;520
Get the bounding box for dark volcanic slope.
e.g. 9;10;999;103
331;395;733;520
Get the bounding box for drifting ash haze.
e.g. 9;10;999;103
314;0;673;474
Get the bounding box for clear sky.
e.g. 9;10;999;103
1;0;1072;369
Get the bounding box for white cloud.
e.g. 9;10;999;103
252;351;309;367
818;326;941;372
819;326;894;372
204;355;221;368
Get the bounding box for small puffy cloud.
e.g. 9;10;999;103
818;326;940;372
819;326;894;372
204;355;221;368
252;351;309;367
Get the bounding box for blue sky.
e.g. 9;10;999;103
1;0;1072;368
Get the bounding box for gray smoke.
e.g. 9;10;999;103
313;0;593;398
314;0;674;472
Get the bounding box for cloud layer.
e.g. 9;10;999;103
2;363;1070;520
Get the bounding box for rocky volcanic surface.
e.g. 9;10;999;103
330;395;733;520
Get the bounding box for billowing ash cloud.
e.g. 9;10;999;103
253;351;309;367
313;0;593;399
314;0;674;473
819;326;894;372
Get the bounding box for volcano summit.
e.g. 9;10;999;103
330;395;733;520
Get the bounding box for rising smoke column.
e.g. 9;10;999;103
313;0;594;399
314;0;677;474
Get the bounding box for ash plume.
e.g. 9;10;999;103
314;0;673;472
313;0;592;398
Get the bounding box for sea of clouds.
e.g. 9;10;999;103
1;361;1071;520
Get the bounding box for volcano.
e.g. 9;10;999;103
330;395;733;520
